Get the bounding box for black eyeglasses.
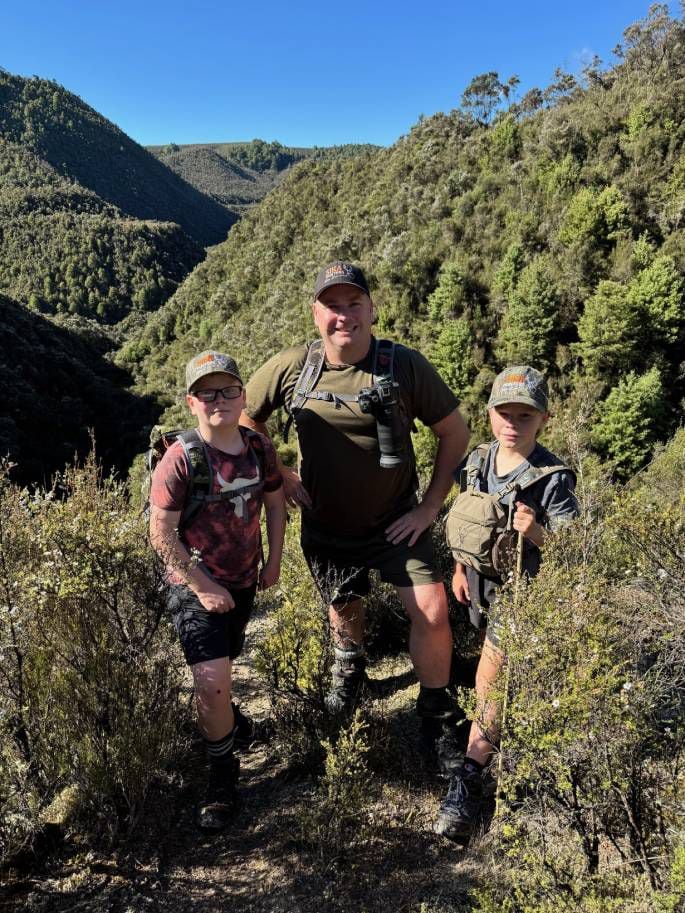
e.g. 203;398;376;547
192;385;243;403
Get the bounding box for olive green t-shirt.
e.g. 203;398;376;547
245;339;459;536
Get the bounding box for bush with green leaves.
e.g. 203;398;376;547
253;515;334;770
297;711;377;862
0;454;187;857
591;365;666;477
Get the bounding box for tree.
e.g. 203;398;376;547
430;319;473;398
575;280;643;378
592;366;665;476
427;261;466;320
494;257;559;372
628;255;684;344
461;72;504;124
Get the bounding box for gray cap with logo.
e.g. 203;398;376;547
185;350;243;393
487;365;548;412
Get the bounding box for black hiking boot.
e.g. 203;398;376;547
417;685;467;779
196;754;240;833
232;702;269;751
421;716;467;780
433;759;484;844
324;651;367;715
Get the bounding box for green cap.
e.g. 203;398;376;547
488;365;548;412
185;351;243;393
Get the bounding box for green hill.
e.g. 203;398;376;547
122;7;685;475
0;70;238;247
150;140;381;215
0;294;159;485
152;145;280;213
0;136;204;325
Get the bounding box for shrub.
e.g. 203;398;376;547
591;366;666;476
254;515;334;770
297;711;377;862
0;454;187;855
469;431;684;909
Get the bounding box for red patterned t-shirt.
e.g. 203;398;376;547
150;429;282;588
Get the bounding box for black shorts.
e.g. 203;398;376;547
301;522;441;605
464;566;504;647
168;583;257;666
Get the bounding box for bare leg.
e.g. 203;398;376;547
191;657;234;740
328;598;366;649
465;637;505;766
395;582;452;688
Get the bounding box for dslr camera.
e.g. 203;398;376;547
357;377;407;468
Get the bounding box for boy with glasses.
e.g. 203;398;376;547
149;351;286;831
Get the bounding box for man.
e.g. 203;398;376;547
241;261;470;777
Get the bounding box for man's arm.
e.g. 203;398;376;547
240;412;312;509
258;487;287;590
386;407;470;546
149;505;235;612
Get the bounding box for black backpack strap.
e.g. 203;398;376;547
372;338;395;380
284;340;327;442
176;430;212;530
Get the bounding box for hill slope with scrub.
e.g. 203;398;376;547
125;5;685;476
0;295;159;484
0;70;238;247
150;140;382;215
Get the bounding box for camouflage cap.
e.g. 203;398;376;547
185;351;243;393
487;365;548;412
313;261;370;300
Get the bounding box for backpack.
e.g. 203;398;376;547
446;444;570;578
144;426;267;534
282;337;401;442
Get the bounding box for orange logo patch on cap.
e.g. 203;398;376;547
326;264;353;281
504;374;527;384
196;354;216;367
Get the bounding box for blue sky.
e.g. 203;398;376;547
1;1;677;148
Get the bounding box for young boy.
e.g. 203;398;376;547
149;351;286;832
435;365;578;843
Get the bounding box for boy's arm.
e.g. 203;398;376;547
514;470;580;547
149;505;235;612
514;469;580;546
452;561;470;604
259;487;287;591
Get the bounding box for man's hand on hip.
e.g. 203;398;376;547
385;501;439;547
282;466;313;510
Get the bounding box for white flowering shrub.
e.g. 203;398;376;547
471;431;685;910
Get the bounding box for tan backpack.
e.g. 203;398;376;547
446;444;568;578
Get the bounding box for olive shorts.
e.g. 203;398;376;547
301;522;441;605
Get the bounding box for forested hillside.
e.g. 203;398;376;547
124;6;685;476
150;140;381;215
0;295;159;484
0;70;237;247
0;136;203;325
